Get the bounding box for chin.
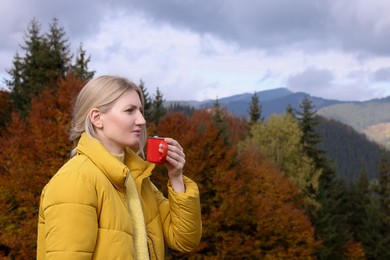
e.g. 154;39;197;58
127;141;139;149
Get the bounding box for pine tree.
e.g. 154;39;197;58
138;79;152;121
296;96;327;169
7;18;46;115
5;18;74;117
70;43;95;80
45;18;72;82
377;152;390;221
166;102;195;116
372;152;390;257
212;97;230;145
295;96;356;258
248;91;263;124
286;103;295;117
150;87;166;126
351;167;389;259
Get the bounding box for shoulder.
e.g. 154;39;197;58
41;154;101;210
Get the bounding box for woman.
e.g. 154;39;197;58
37;75;202;259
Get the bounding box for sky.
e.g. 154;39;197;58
1;0;390;102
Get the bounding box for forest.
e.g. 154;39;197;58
0;19;389;259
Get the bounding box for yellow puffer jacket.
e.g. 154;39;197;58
37;133;202;259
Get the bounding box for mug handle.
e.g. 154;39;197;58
159;141;168;160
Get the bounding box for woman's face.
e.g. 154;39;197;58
97;89;146;154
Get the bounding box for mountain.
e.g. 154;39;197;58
178;88;343;119
167;88;390;149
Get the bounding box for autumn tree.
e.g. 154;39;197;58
0;76;84;258
154;109;248;257
210;145;320;258
240;114;321;212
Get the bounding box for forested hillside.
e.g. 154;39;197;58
316;116;389;181
318;97;390;149
0;18;389;259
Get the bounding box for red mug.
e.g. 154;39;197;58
146;137;168;164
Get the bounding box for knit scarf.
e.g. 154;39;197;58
114;153;149;259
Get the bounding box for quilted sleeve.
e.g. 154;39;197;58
155;175;202;252
37;171;98;260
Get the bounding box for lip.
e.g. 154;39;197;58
132;129;141;135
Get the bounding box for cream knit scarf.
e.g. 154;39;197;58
114;152;149;259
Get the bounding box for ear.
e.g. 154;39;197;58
89;108;103;129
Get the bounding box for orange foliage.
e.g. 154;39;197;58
155;109;320;258
210;145;321;259
154;110;248;257
155;110;246;194
0;76;84;258
342;239;366;259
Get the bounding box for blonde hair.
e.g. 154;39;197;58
70;75;147;156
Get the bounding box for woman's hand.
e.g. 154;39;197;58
160;137;186;192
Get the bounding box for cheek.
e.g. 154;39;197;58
104;114;129;131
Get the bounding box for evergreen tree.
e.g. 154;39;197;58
248;91;263;124
314;178;355;259
286;103;295;117
166;102;195;116
138;79;152;121
45;18;72;82
5;18;74;117
295;96;356;258
7;18;46;115
150;87;166;126
376;152;390;221
70;43;95;80
351;167;390;259
212;97;230;145
296;96;327;169
346;172;369;250
371;152;390;257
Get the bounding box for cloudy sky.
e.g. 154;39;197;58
1;0;390;101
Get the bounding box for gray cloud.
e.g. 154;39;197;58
122;0;329;50
121;0;390;56
1;0;390;101
287;67;334;90
372;67;390;81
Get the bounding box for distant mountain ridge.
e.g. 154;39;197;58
167;88;390;149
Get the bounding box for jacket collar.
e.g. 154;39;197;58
77;133;155;193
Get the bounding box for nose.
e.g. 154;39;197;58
136;111;146;125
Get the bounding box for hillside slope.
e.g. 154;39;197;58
316;116;389;181
318;97;390;149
